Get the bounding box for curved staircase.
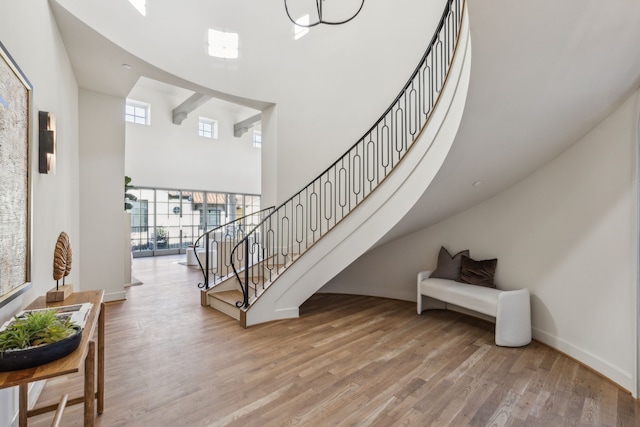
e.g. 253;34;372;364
200;0;471;326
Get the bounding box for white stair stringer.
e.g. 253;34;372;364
245;13;472;327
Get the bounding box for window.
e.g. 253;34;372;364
129;187;260;257
201;209;222;229
131;199;149;233
208;29;239;59
125;100;150;125
253;130;262;148
199;117;218;139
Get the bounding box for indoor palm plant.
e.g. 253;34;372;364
125;175;137;211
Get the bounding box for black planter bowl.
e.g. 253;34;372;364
0;328;82;372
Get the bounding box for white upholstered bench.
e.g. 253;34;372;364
417;270;531;347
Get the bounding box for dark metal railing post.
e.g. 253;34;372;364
197;207;275;292
204;233;210;290
243;240;249;307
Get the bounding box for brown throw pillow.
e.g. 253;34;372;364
431;246;470;280
458;255;497;288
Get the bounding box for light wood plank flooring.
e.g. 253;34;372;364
29;255;640;426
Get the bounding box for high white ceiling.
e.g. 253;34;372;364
50;0;640;242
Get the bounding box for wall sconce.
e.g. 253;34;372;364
39;111;56;174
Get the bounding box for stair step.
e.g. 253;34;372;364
212;290;243;305
208;290;243;320
204;257;297;322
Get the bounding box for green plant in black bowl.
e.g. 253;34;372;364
0;310;82;372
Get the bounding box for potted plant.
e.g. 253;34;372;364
0;309;82;372
123;176;136;284
124;175;137;211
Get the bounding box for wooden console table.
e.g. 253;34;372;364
0;290;105;426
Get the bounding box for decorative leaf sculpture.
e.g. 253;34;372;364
53;232;71;281
64;236;72;277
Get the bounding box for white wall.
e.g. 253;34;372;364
55;0;446;205
78;89;127;302
325;89;640;393
270;0;446;202
0;0;80;424
261;105;278;207
125;80;261;195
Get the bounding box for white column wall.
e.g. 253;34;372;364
260;105;278;207
78;89;127;302
325;89;640;393
0;1;81;423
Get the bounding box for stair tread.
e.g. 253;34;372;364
211;290;244;306
205;254;301;321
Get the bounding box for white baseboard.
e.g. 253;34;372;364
105;290;127;302
532;327;633;394
124;277;143;287
247;306;298;327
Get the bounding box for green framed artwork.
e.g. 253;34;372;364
0;41;32;308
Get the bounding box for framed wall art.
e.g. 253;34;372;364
0;41;32;308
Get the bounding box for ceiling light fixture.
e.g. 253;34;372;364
284;0;365;28
208;29;239;59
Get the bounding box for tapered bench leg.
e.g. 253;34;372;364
495;289;531;347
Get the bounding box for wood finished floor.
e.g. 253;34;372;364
29;255;640;426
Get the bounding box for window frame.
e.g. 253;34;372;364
252;130;262;148
125;99;151;126
198;117;219;139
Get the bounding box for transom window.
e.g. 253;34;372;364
199;117;218;139
125;100;150;125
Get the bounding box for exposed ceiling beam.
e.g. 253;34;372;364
172;93;212;125
234;113;262;137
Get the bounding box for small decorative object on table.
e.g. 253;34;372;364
0;304;91;371
47;231;73;302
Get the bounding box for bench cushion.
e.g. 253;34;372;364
458;255;497;288
419;277;500;317
431;246;469;280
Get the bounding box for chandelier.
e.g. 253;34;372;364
284;0;365;28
